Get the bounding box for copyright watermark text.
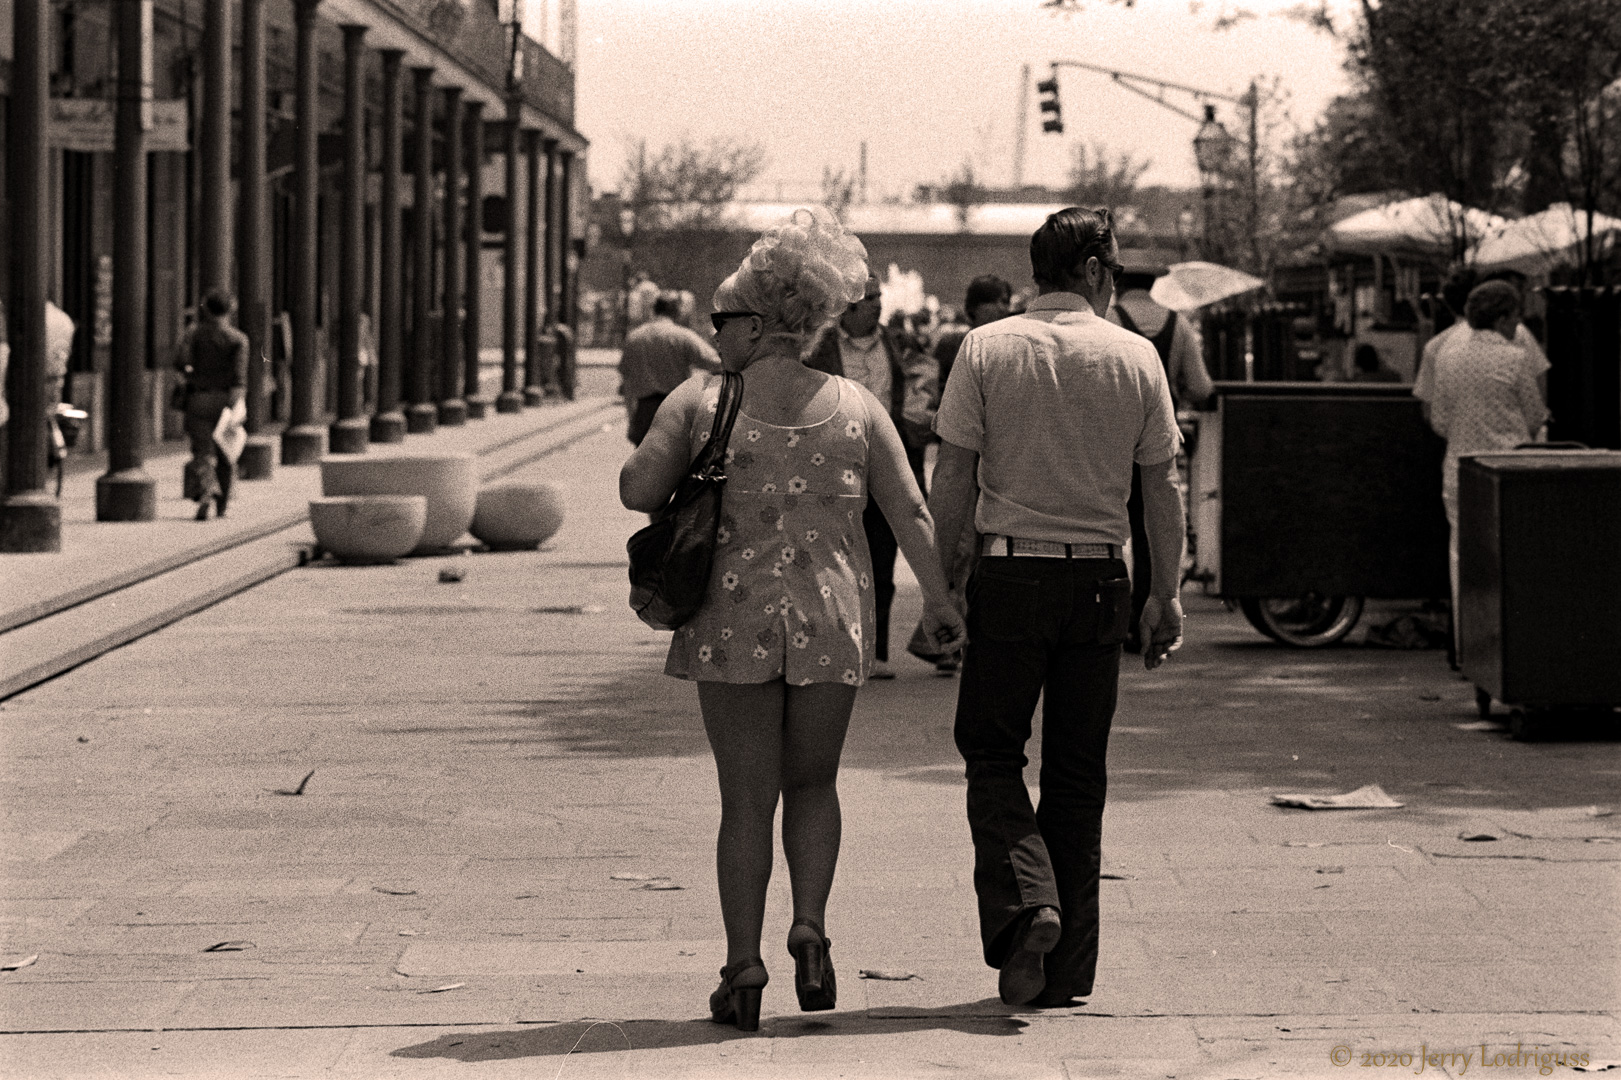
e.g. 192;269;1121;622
1328;1043;1592;1075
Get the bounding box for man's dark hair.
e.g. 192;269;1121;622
1441;271;1477;316
652;292;681;318
1464;280;1520;330
964;275;1012;312
202;290;234;318
1030;207;1114;290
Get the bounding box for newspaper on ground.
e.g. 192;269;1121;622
1271;783;1404;810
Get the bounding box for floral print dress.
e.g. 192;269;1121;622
666;375;877;687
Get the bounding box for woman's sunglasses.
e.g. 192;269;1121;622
710;311;757;333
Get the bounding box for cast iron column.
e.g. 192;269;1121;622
406;67;437;434
461;98;486;418
95;0;159;521
521;128;545;406
370;48;406;442
543;138;559;333
329;23;369;454
199;0;232;296
238;0;273;478
281;0;325;463
437;85;466;426
496;102;523;413
0;0;61;548
555;149;576;399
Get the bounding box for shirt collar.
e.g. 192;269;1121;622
1025;292;1098;315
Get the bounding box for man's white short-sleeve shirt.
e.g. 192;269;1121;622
934;292;1181;548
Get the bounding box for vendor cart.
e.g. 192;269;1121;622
1188;382;1450;645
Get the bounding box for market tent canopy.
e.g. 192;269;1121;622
1324;194;1504;260
1471;203;1621;275
1149;262;1265;312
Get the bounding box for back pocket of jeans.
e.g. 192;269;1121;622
969;572;1044;642
1096;577;1132;644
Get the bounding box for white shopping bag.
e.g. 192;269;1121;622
213;398;248;465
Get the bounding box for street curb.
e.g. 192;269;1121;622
0;525;308;701
0;511;308;634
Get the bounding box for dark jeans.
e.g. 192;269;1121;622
860;443;926;663
182;388;235;507
953;556;1131;999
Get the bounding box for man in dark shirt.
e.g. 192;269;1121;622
933;275;1013;391
175;290;249;519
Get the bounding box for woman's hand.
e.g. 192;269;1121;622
920;593;968;655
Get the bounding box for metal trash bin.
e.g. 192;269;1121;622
1458;450;1621;738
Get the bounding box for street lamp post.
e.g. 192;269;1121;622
1192;103;1232;262
496;0;527;414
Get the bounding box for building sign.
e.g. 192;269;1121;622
48;99;190;153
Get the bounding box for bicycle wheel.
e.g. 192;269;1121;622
1239;595;1364;647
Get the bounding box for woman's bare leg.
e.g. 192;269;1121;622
698;681;785;967
780;683;857;930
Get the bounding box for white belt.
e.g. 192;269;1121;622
980;534;1121;559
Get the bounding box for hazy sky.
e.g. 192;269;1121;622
573;0;1356;202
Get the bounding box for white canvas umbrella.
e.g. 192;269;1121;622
1149;261;1265;312
1472;203;1621;275
1325;194;1504;260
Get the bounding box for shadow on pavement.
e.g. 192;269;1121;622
459;595;1620;813
392;1008;1027;1061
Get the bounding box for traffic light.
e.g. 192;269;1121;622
1038;73;1063;134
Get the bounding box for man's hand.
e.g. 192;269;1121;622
921;595;968;655
1139;594;1183;671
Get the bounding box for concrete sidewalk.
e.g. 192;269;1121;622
1;365;621;699
0;404;1616;1078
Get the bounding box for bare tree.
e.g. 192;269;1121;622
1067;142;1152;213
821;166;856;217
616;135;767;298
619;135;767;237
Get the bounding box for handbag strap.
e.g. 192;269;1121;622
692;371;743;476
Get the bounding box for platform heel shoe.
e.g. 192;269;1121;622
787;917;836;1011
709;958;768;1032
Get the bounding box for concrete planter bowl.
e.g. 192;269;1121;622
307;496;427;565
470;481;565;551
320;454;478;554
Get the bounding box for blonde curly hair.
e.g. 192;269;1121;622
712;206;869;341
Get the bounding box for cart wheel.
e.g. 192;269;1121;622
1238;595;1364;647
1237;598;1280;640
1475;686;1493;720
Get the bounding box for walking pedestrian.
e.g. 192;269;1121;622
928;207;1186;1008
617;291;721;446
174;290;248;521
804;274;940;677
1412;280;1548;662
1107;256;1213;653
619;208;966;1031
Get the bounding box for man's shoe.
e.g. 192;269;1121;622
1029;988;1084;1008
869;661;896;680
998;906;1061;1006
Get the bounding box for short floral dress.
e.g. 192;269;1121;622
666;374;877;687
